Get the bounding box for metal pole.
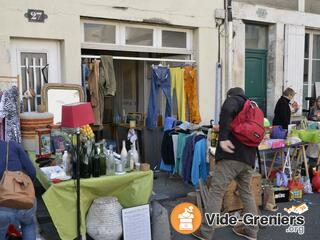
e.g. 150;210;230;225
227;0;233;90
76;129;81;239
81;55;196;63
215;63;222;123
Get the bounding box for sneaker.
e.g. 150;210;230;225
232;226;257;240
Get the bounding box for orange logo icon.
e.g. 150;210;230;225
170;202;202;234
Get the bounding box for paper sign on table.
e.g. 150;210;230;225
122;204;151;240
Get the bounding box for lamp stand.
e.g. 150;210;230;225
76;128;81;239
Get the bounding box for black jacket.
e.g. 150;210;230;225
215;95;256;167
273;96;291;129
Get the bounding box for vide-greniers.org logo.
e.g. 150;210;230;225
205;213;305;235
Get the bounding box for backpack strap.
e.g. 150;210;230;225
230;95;248;114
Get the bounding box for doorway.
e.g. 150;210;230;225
245;24;268;114
10;38;61;111
245;49;267;113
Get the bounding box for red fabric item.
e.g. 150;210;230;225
61;102;95;128
7;224;22;237
312;170;320;193
230;100;265;147
288;180;304;190
269;170;278;181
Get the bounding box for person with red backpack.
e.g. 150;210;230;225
193;87;263;240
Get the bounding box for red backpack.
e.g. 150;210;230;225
230;99;265;147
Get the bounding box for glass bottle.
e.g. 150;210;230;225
128;147;135;170
132;141;139;164
128;141;139;170
106;145;115;175
120;140;128;169
92;144;100;177
99;142;107;176
80;145;90;178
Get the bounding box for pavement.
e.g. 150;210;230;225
36;171;320;240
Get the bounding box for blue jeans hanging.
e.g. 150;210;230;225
146;67;172;129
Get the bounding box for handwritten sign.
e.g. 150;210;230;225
122;204;151;240
24;9;48;23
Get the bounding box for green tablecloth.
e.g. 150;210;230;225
28;152;153;240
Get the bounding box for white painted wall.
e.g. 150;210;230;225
0;0;224;124
267;23;284;119
284;24;305;116
232;1;320;119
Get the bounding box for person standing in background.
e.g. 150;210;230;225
0;140;36;240
273;87;299;129
308;96;320;121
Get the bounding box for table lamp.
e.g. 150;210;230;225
61;102;95;239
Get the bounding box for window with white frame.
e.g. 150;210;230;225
81;19;193;53
83;23;116;44
303;32;320;109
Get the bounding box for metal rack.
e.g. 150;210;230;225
81;55;196;63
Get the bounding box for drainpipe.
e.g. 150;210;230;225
215;62;222;123
215;19;223;123
227;0;233;90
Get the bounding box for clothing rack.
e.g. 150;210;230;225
81;55;196;63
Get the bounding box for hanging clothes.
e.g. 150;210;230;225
100;55;117;96
170;67;186;121
81;63;90;101
172;134;179;164
182;134;206;182
160;117;177;172
146;66;172;129
0;118;4;141
206;128;212;163
161;129;176;165
191;138;208;187
0;86;21;143
174;132;189;175
0;91;3;141
184;66;201;124
88;60;102;126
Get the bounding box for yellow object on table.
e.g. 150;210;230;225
28;152;153;240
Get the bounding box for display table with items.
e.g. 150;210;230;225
29;151;153;240
195;118;320;215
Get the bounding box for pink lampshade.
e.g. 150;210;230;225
61;102;95;128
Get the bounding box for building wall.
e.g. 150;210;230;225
0;0;225;124
233;1;320;119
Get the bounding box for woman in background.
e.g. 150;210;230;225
308;96;320;121
0;140;36;240
273;87;299;129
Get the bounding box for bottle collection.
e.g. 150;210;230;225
61;139;140;178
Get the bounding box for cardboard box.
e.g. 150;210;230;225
222;172;262;212
208;157;262;212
